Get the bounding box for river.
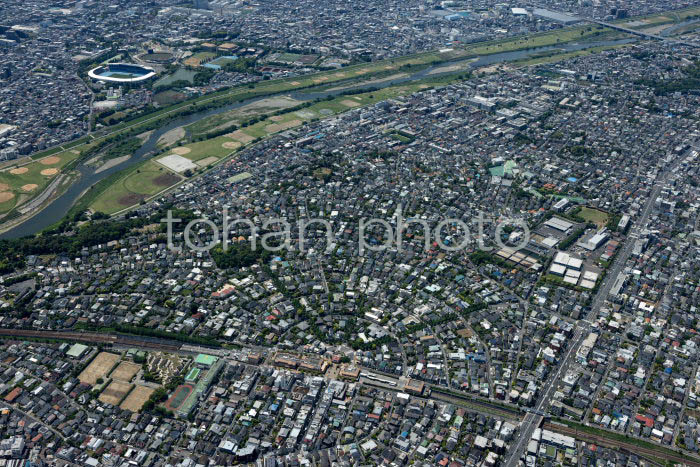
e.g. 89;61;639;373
0;38;634;239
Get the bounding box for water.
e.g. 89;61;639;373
1;38;633;239
659;18;700;37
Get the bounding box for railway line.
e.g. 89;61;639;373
5;328;700;465
0;328;183;351
544;422;700;467
430;388;522;420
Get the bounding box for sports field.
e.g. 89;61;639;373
164;136;240;163
0;149;82;214
110;361;141;382
78;352;120;385
184;51;216;67
578;207;610;228
164;384;194;411
185;367;201;382
99;380;133;405
120;385;155;412
90;160;182;214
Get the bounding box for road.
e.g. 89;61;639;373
503;148;685;466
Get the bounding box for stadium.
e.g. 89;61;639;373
88;63;156;83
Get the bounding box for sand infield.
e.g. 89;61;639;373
265;119;302;134
222;141;242;149
227;130;255;144
41;168;59;176
0;192;14;203
10;167;28;175
341;100;361;108
0;183;9;191
172;147;192;155
40;156;61;165
21;184;38;192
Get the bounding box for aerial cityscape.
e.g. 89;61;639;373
0;0;699;466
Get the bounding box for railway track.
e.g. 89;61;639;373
544;422;700;467
0;328;182;351
427;388;523;420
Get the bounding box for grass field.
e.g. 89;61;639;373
90;160;182;214
231;83;433;141
468;25;613;57
166;136;241;163
624;5;700;27
79;352;120;385
99;380;133;405
511;43;630;68
120;385;155;412
186;96;300;137
209;56;239;67
578;207;610;228
0;149;83;214
154;90;188;106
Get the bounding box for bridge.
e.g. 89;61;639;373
589;18;700;48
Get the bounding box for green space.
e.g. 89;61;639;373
154;68;198;87
210;56;239;67
228;172;252;184
154;90;188;106
277;52;305;62
0;149;84;214
467;25;616;57
185;96;299;137
576;206;610;227
511;43;631;68
623;5;700;28
168;136;241;162
90;160;182;215
390;132;413;143
188;51;216;64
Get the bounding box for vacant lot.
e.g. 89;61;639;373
120;385;155;412
110;361;140;382
79;352;120;385
99;380;133;406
